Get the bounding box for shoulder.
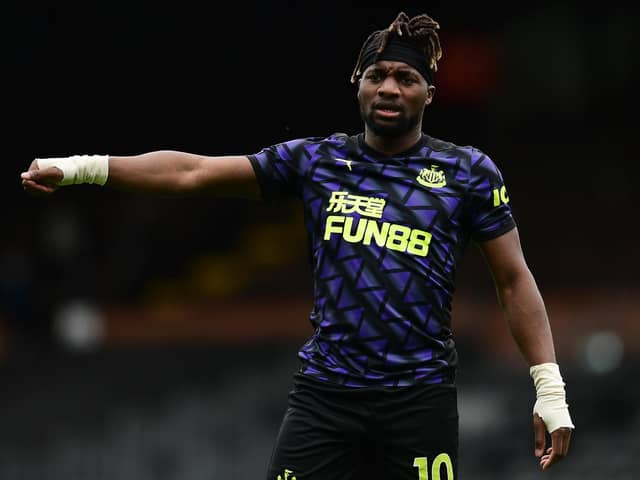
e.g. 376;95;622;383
286;132;352;146
425;134;501;172
301;132;356;151
424;134;486;161
268;132;352;153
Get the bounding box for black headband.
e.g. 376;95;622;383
359;35;433;85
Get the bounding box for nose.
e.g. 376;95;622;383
377;76;400;97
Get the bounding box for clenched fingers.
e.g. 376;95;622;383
21;178;58;196
539;427;572;470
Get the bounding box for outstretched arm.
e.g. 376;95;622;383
479;228;574;471
21;151;260;198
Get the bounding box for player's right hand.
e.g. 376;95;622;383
21;160;63;196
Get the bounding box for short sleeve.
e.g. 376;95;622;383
467;151;516;242
247;138;314;201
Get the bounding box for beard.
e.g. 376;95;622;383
361;108;422;138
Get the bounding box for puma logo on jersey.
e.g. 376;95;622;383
336;158;353;171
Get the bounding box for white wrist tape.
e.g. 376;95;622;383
530;362;575;432
36;155;109;186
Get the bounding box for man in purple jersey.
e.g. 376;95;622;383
22;11;573;479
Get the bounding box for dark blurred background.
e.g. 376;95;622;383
2;2;639;479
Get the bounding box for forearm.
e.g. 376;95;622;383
107;150;214;193
496;269;556;366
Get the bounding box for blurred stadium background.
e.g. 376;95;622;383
3;2;639;479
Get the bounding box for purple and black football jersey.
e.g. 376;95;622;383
248;133;516;387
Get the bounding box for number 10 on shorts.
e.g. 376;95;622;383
413;454;454;480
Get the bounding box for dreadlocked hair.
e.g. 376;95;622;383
350;12;443;83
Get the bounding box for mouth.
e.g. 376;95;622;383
372;103;403;119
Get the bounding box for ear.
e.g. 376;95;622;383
424;85;436;106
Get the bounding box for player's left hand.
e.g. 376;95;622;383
533;412;572;470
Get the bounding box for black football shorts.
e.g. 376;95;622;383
266;373;458;480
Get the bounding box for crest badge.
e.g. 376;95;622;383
416;165;446;188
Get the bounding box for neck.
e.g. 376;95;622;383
363;127;423;156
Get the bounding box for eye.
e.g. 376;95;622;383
364;70;382;82
398;73;418;85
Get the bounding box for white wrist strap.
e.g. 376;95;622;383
36;155;109;186
530;362;575;432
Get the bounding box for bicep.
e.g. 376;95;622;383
193;155;261;199
478;227;530;288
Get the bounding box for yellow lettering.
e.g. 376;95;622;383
492;188;500;207
407;229;432;257
324;215;345;240
362;219;390;246
432;453;454;480
413;454;454;480
386;224;410;252
324;215;433;259
413;457;428;480
343;217;366;243
493;186;509;206
500;185;509;204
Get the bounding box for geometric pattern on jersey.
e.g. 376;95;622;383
248;132;515;387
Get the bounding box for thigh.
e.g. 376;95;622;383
374;385;458;480
266;386;366;480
